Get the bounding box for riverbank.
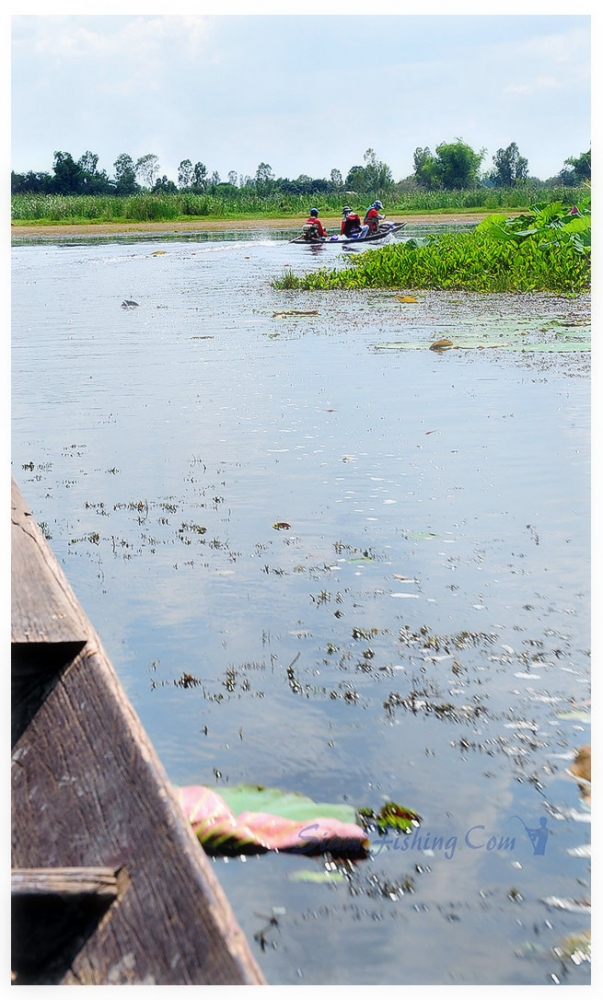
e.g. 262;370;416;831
11;212;496;239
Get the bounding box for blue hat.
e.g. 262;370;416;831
309;208;319;216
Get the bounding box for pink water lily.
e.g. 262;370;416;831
177;785;370;857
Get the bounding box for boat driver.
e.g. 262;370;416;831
340;206;362;238
363;201;385;234
302;208;328;240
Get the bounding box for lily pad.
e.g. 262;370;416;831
176;784;370;857
219;784;358;824
374;336;590;354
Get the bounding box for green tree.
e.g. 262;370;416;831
113;154;139;195
135;153;160;189
11;170;52;194
412;147;439;189
76;151;112;194
563;148;591;184
178;159;193;188
227;170;238;186
255;162;275;194
345;150;394;195
362;148;395;192
51;151;84;194
330;168;343;190
413;139;484;190
434;139;484;189
152;175;178;194
192;162;208;191
78;150;99;176
491;142;529;187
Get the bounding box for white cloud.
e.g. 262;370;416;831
10;14;591;181
504;76;565;95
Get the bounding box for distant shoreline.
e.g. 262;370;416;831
11;213;494;238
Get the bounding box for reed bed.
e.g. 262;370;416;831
11;185;589;225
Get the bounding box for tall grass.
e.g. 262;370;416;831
11;184;590;224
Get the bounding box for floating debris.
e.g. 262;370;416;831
273;310;319;318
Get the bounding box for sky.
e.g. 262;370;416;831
10;8;592;186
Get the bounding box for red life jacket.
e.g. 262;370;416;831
341;213;362;236
305;216;327;237
364;207;381;231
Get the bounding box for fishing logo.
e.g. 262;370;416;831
293;815;549;860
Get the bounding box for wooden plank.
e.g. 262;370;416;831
11;478;265;985
11;478;91;644
12;867;118;898
12;867;121;983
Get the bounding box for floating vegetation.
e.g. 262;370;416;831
178;521;207;535
552;930;591;965
357;803;421;835
174;671;202;689
383;689;486;724
272;200;590;295
272;309;319;318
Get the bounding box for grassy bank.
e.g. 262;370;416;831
11;185;589;226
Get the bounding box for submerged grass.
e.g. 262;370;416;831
273;232;590;295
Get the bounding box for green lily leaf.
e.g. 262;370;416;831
219;784;358;824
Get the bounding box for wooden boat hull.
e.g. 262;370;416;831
11;478;264;986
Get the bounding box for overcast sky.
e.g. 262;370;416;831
10;9;591;186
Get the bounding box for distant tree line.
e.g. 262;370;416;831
11;142;591;197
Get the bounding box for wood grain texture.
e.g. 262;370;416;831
12;868;118;898
11;478;265;985
11;477;90;644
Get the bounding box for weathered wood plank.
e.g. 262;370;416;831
12;867;122;983
11;477;90;643
11;478;265;985
12;867;118;898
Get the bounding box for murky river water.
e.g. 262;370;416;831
12;226;590;985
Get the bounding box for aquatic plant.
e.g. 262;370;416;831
475;196;591;254
273;206;591;295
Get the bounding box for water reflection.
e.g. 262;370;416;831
11;233;590;985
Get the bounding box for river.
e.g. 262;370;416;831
11;225;591;985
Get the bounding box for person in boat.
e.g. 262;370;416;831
363;200;385;234
302;208;328;240
340;206;362;238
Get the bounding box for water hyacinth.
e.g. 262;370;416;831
273;215;590;295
